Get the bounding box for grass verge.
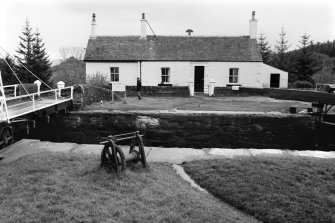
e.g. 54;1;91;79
0;152;257;223
182;156;335;223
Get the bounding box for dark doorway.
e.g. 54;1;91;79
194;66;204;92
270;73;280;88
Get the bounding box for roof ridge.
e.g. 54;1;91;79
95;35;251;38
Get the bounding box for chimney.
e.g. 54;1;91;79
249;11;257;39
140;13;146;39
90;13;97;39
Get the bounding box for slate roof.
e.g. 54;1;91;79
84;35;262;62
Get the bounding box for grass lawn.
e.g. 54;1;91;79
183;156;335;223
0;152;257;223
85;96;311;112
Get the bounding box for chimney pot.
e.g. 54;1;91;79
142;13;145;20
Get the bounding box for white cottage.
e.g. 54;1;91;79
84;12;288;94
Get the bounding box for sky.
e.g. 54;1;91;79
0;0;334;61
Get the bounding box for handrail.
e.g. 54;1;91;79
3;84;17;88
0;85;74;122
5;86;73;102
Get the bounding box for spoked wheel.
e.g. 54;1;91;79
137;134;146;168
100;141;125;172
129;134;146;167
0;126;14;150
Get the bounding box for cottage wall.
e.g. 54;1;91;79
261;64;288;88
86;62;138;85
86;61;286;89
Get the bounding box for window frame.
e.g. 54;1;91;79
161;67;170;83
110;67;119;82
229;68;239;84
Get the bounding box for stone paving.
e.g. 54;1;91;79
1;139;335;165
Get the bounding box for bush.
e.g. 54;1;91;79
86;73;109;87
292;80;314;89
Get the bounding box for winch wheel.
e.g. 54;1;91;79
0;126;14;150
137;134;146;168
101;141;125;172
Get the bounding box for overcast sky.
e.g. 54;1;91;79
0;0;334;60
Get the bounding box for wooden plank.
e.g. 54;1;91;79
268;89;335;105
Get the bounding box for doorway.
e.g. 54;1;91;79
194;66;204;92
270;73;280;88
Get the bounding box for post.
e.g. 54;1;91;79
32;94;35;110
208;78;216;97
70;86;74;100
14;85;17;97
55;91;58;103
188;79;194;96
0;71;9;122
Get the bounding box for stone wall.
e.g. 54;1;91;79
126;86;190;97
214;87;269;97
29;111;322;150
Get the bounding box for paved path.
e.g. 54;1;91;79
1;139;335;165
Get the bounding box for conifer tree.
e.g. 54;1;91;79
15;19;52;86
274;28;290;71
0;55;18;85
31;30;52;86
292;34;322;84
258;34;272;64
16;19;35;83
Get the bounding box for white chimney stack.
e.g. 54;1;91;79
90;13;97;39
140;13;146;39
249;11;257;39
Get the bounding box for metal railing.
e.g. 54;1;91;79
2;84;17;98
0;86;73;122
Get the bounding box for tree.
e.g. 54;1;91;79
59;47;85;60
15;19;52;86
31;30;52;86
273;28;290;71
51;57;85;86
16;19;35;83
0;55;18;85
292;34;323;84
258;33;272;64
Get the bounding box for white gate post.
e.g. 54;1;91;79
57;81;65;97
208;78;216;97
188;79;194;96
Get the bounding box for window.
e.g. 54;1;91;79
161;68;170;83
110;67;119;82
229;68;239;83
